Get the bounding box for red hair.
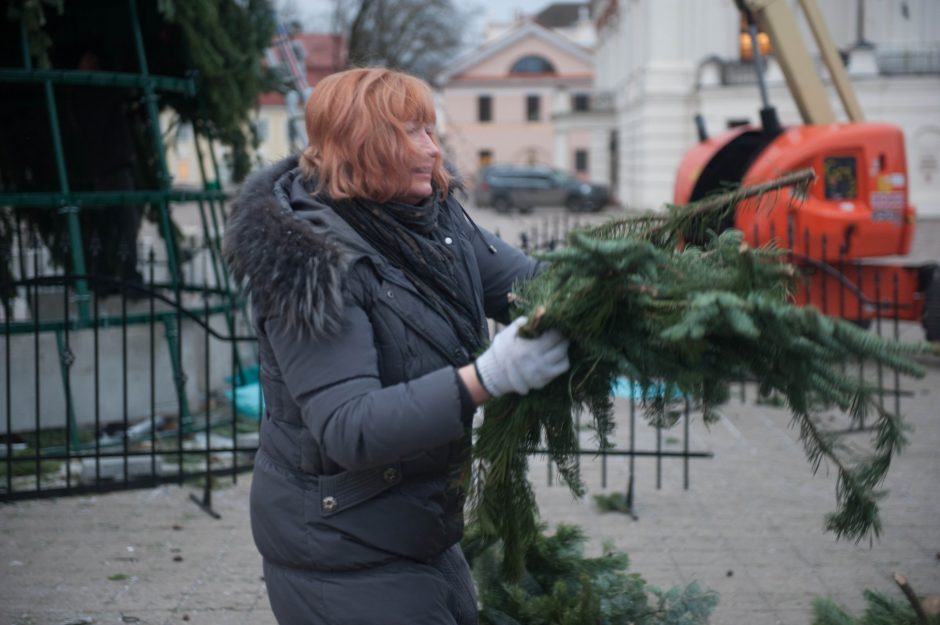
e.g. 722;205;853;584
300;68;450;202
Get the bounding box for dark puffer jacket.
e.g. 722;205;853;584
223;157;539;572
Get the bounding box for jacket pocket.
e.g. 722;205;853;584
303;469;450;563
314;462;403;517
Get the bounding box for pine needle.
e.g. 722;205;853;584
468;170;927;580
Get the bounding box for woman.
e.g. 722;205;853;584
223;68;569;625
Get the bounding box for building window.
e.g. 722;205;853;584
574;149;588;173
510;55;556;74
479;149;493;168
526;95;540;122
478;95;492;122
823;156;858;200
572;93;590;112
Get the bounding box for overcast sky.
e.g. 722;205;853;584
287;0;560;40
465;0;558;24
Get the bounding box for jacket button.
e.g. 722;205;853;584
383;468;400;483
386;290;394;298
444;236;453;245
322;496;337;512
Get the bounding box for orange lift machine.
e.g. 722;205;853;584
673;0;939;340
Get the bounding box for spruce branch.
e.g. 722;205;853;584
668;168;815;226
468;170;927;579
467;522;718;625
589;168;814;249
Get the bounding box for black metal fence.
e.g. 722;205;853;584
516;213;594;256
0;231;260;515
512;213;932;516
1;214;928;521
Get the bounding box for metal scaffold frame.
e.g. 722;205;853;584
1;0;256;509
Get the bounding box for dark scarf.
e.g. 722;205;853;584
327;194;485;360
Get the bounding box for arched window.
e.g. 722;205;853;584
510;55;556;74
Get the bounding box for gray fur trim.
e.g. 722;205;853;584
222;156;466;337
223;157;346;338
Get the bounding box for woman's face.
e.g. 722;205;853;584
398;122;440;205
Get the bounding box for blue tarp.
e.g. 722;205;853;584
611;378;685;401
225;382;264;420
225;366;264;420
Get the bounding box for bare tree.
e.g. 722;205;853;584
334;0;471;83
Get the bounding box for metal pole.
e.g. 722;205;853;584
128;0;181;289
21;17;91;320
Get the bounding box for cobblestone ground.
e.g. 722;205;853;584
1;206;937;625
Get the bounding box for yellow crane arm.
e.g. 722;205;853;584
744;0;864;124
797;0;865;122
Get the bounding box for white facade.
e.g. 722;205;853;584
593;0;940;215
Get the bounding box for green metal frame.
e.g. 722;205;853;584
0;190;226;207
2;0;253;451
0;68;195;94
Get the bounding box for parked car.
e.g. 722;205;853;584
473;164;610;213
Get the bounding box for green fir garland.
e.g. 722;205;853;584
812;590;940;625
467;170;926;579
464;523;718;625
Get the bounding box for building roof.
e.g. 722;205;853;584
260;32;346;106
437;20;592;84
535;2;589;29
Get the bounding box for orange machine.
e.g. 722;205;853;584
674;0;938;339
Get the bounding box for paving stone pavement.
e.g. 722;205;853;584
2;210;938;625
530;364;940;625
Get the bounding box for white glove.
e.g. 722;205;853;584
474;316;570;397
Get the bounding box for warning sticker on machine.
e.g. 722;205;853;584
870;191;905;222
876;173;906;191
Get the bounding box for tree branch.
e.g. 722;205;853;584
894;573;929;625
650;168;816;238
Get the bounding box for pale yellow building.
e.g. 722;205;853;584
437;17;614;193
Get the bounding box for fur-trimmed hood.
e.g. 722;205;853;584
222;156;466;338
223;156;348;338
